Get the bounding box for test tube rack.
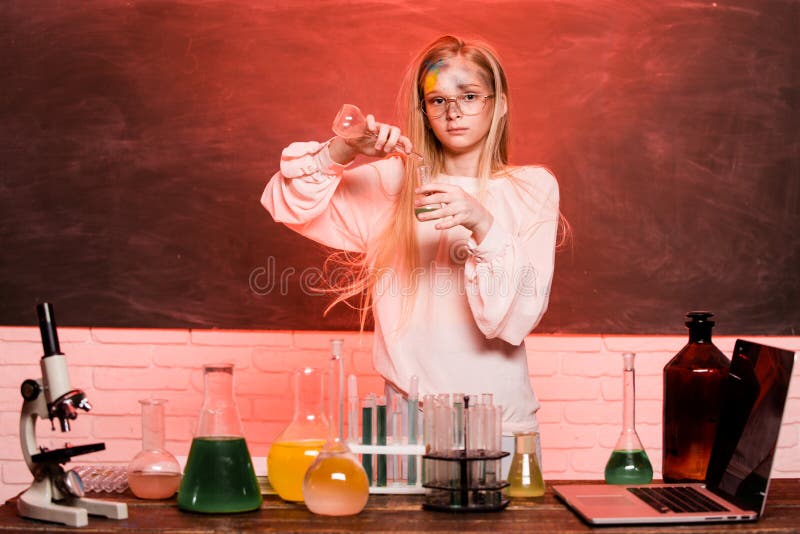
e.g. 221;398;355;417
420;393;509;512
421;449;510;512
349;443;426;494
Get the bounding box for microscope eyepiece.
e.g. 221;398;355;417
36;302;62;357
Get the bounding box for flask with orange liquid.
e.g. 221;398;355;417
302;339;369;515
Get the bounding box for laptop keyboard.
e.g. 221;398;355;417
627;486;731;514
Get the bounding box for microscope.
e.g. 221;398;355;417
17;303;128;527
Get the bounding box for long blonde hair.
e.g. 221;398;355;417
322;35;512;329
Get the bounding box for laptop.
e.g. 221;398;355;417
553;339;796;525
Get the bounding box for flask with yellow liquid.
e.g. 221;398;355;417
506;432;545;497
267;367;328;502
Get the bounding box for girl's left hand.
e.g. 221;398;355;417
414;183;494;244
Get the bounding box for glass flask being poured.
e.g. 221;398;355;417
127;399;182;499
506;432;545;497
177;363;262;513
604;352;653;485
332;103;424;161
302;339;370;516
267;367;328;502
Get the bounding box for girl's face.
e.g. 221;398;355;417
422;56;499;160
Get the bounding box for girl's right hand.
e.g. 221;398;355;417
329;114;414;164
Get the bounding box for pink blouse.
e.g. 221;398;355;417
262;141;560;433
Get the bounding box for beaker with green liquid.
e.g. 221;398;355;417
604;352;653;485
177;363;262;513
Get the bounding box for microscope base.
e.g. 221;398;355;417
17;477;128;527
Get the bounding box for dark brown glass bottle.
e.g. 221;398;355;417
662;312;730;483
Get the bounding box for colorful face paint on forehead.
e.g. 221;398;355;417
423;59;447;94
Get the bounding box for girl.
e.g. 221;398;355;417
262;35;560;469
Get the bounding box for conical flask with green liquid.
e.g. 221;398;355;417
177;363;262;513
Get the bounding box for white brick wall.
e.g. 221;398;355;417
0;328;798;502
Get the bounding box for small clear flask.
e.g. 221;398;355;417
177;363;262;513
332;104;368;139
267;367;328;502
126;399;181;499
506;432;544;497
604;352;653;484
302;339;369;516
332;103;424;160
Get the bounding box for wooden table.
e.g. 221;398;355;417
2;479;800;533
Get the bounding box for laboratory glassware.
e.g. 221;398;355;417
267;367;328;502
422;394;509;512
126;399;181;499
506;432;544;497
177;364;262;513
407;376;419;485
415;164;439;219
376;395;388;486
604;353;653;485
332;104;424;160
663;312;729;482
302;339;370;515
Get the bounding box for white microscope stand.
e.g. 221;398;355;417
17;477;128;528
17;381;128;528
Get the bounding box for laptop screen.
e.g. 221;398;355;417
704;340;795;513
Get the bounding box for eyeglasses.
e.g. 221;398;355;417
422;93;494;119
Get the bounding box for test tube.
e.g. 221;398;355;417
494;404;503;485
460;396;472;506
408;376;419;486
494;405;503;455
331;339;345;440
432;395;443;484
468;396;483;453
362;394;375;485
452;393;465;450
422;394;435;484
482;394;495;486
468;397;484;485
376;395;387;487
482;394;494;452
391;396;403;485
348;374;358;443
435;393;453;486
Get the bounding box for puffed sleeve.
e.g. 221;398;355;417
463;167;560;345
261;140;404;252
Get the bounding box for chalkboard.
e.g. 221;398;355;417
1;0;798;334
